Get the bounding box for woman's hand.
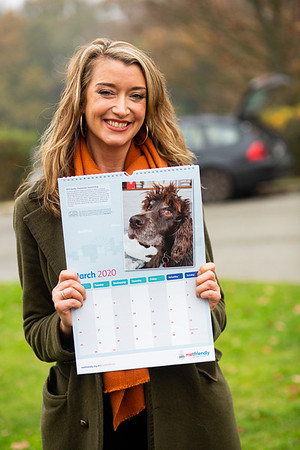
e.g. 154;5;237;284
196;262;221;311
52;270;86;336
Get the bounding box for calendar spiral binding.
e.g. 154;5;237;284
132;165;196;176
59;165;198;182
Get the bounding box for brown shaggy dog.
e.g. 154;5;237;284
128;183;193;268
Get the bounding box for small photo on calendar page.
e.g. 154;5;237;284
122;179;194;270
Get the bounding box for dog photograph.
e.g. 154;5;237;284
123;179;194;270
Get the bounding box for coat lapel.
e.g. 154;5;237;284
24;205;66;277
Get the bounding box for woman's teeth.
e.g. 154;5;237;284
106;120;129;128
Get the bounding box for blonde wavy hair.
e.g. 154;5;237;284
23;38;194;216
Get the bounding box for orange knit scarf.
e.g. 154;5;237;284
74;136;167;430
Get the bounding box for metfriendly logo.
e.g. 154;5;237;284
185;350;210;358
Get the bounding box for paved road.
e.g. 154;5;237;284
1;192;299;283
0;201;19;283
204;192;300;283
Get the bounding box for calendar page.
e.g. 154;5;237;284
58;166;215;374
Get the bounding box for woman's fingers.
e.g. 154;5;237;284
53;284;85;308
53;271;86;301
196;263;221;310
58;269;80;283
52;270;86;329
198;262;216;275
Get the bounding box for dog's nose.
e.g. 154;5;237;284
129;215;145;229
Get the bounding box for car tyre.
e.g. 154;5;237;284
201;168;234;202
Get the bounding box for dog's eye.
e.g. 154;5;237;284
161;208;173;217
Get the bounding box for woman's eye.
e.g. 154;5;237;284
131;93;146;101
99;89;114;97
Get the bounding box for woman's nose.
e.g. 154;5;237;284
112;95;129;117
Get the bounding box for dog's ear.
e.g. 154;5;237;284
171;217;193;263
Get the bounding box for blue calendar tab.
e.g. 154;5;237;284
93;281;110;288
112;279;128;286
166;273;183;281
148;275;165;282
130;277;147;285
185;271;198;278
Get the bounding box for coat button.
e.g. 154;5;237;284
80;419;89;428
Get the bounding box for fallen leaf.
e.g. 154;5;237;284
274;321;286;331
287;384;300;398
274;373;283;382
262;345;272;354
257;296;270;306
11;441;30;450
264;285;275;296
1;429;10;437
223;364;238;374
293;304;300;315
268;335;278;345
292;375;300;384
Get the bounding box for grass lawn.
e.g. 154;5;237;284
0;280;299;449
217;281;300;449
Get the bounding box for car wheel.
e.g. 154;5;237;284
201;168;234;202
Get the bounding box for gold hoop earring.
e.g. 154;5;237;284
136;123;149;146
80;114;86;138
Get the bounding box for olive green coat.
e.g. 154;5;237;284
14;188;241;450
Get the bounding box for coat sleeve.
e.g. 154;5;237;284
203;219;227;342
13;194;75;363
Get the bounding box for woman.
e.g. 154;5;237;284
14;38;241;449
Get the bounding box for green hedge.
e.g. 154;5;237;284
0;129;38;201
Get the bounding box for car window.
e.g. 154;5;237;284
240;90;270;115
179;122;206;150
204;123;240;147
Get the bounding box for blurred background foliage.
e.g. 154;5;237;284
0;0;299;198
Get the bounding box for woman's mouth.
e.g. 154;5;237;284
105;120;130;129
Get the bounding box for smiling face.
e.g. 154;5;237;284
83;57;147;169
